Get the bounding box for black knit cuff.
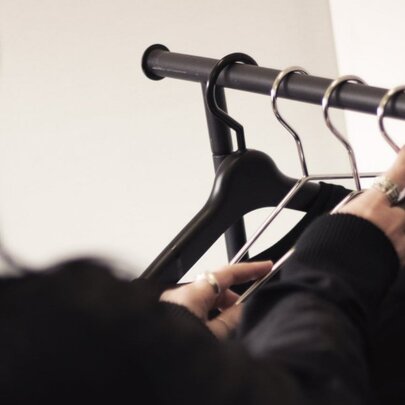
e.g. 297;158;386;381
159;301;217;340
286;213;399;310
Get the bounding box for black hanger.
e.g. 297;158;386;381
140;53;320;284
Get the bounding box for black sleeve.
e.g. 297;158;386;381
121;214;400;405
0;214;398;405
238;213;399;405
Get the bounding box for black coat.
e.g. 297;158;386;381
0;213;400;404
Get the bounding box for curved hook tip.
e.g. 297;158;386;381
377;85;405;153
322;75;366;191
270;66;309;176
205;53;258;152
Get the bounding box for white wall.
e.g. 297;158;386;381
329;0;405;183
0;0;345;278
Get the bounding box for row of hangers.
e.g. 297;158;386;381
140;52;404;289
0;50;402;286
237;74;405;303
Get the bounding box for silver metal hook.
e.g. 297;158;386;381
322;75;365;191
270;67;309;176
377;85;405;153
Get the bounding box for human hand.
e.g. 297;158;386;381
337;146;405;265
160;261;272;339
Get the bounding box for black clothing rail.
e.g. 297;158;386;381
142;44;405;119
142;44;405;264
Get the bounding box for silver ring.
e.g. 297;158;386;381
372;175;401;205
196;271;221;294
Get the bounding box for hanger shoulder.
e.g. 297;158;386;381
141;149;320;283
215;149;319;213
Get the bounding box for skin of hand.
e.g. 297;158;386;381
160;148;405;339
160;261;272;339
337;146;405;266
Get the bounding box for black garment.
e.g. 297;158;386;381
370;259;405;403
0;213;399;404
250;181;352;262
246;181;405;404
232;181;352;296
240;214;398;404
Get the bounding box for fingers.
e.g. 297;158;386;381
338;146;405;214
192;261;272;304
338;191;405;265
336;147;405;265
215;289;239;309
203;260;273;294
161;261;272;322
206;304;242;339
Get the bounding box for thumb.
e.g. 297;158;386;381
206;304;243;339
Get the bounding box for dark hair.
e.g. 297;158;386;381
0;257;162;404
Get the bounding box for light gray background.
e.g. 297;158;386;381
0;0;401;278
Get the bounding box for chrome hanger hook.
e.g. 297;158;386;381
270;66;309;176
377;85;405;153
206;53;258;152
322;75;366;191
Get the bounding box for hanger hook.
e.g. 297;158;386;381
206;53;258;152
377;85;405;153
270;66;309;176
322;75;366;191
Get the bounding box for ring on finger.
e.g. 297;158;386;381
372;175;401;205
195;271;222;294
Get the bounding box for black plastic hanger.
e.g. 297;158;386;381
140;53;320;284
